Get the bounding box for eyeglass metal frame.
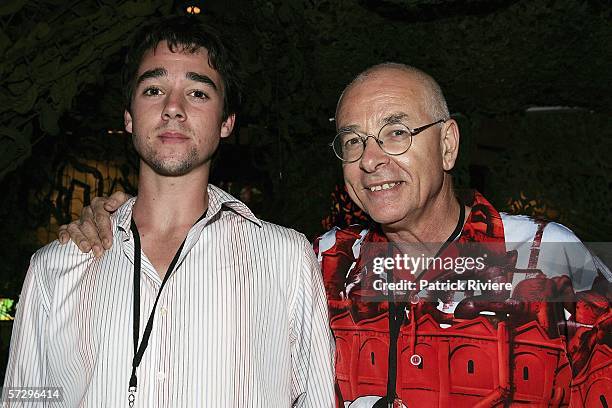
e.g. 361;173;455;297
331;119;447;163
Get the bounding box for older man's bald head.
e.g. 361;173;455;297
336;63;450;124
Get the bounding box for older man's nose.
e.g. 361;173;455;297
360;137;389;173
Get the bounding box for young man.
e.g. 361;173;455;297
4;17;334;407
60;63;611;407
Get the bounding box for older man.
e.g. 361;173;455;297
60;63;611;407
317;63;611;407
4;16;334;407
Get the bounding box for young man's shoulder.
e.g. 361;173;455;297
30;207;127;282
31;239;96;279
255;220;312;250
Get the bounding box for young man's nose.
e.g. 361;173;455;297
162;92;187;121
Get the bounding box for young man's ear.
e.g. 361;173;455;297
124;110;133;134
220;113;236;139
440;119;460;171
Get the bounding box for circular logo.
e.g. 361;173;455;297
410;354;422;366
410;294;420;304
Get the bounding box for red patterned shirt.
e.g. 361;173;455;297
315;191;611;407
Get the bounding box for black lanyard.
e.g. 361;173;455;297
380;202;465;407
128;213;205;407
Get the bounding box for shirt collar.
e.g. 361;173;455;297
114;184;262;241
115;197;137;240
457;190;505;242
206;184;262;227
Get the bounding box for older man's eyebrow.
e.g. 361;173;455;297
337;112;411;132
186;72;218;91
337;124;360;132
136;68;167;85
381;113;410;124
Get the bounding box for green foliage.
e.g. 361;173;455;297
0;298;15;320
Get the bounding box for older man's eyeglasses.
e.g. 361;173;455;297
331;119;446;163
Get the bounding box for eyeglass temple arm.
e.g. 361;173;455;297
411;119;446;135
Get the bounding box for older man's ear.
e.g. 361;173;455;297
440;119;460;171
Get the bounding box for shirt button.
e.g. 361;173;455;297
156;371;166;381
160;307;168;316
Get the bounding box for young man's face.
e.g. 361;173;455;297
124;41;235;177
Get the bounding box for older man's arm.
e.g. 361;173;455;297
290;238;335;407
57;190;130;257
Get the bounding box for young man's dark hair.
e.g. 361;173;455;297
122;15;241;121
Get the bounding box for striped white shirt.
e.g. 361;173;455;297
3;185;335;407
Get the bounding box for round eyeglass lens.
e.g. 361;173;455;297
333;131;363;162
378;123;412;155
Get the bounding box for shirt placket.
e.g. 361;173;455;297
154;280;172;407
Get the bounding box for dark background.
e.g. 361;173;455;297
0;0;610;379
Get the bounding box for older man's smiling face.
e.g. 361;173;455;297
336;68;448;231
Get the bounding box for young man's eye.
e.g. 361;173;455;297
143;87;163;96
189;90;208;99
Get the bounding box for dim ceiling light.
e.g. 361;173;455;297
186;5;201;14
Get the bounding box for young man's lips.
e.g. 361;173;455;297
159;132;189;142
